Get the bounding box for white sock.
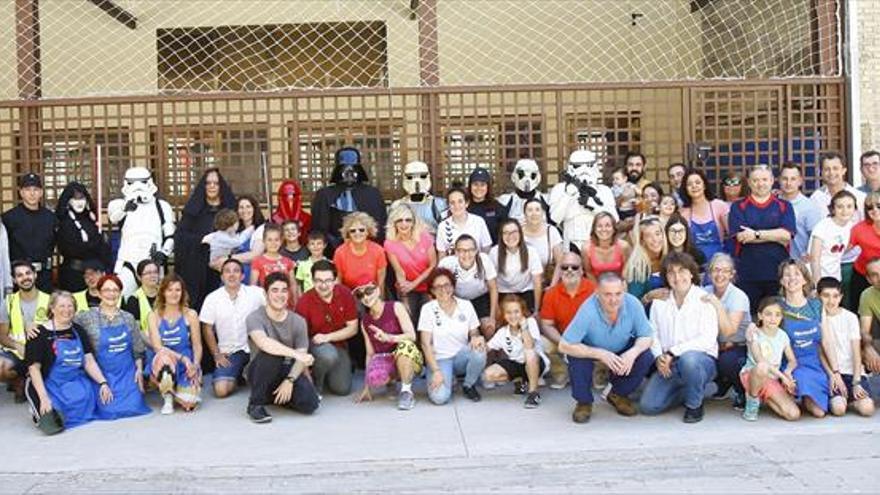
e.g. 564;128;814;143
400;382;412;393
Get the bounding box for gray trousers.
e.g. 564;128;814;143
310;343;353;396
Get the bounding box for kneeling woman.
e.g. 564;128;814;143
25;291;114;433
354;283;423;411
74;274;150;420
148;274;202;415
419;268;488;405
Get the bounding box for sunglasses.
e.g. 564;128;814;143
354;285;377;299
395;218;414;224
559;264;581;272
349;227;367;234
867;203;880;212
723;177;741;187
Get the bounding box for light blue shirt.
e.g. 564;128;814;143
788;193;823;261
703;283;750;344
562;293;652;354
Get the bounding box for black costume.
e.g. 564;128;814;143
55;182;112;292
311;147;387;252
2;204;57;292
173;170;236;312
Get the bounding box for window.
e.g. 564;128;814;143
567;111;642;177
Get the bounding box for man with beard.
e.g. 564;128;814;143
311;147;387;252
2;173;57;292
624;152;651;193
55;182;112;292
0;261;49;401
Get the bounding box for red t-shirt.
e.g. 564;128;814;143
332;241;388;289
295;284;359;345
539;278;597;330
851;220;880;275
252;254;295;287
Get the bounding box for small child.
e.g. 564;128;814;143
295;231;328;292
202;209;253;261
483;295;549;409
251;223;296;294
818;277;876;417
809;190;858;287
280;220;309;263
740;297;798;421
610;167;638;220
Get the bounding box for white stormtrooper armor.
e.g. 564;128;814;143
498;158;548;222
390;160;447;231
549;150;617;249
107;167;176;297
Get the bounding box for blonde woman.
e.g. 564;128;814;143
624;215;667;300
332;212;388;297
385;204;437;322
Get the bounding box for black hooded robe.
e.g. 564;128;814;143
173;171;236;312
311;164;387;252
55;182;112;292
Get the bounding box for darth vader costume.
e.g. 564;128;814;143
173;169;236;310
55;182;112;292
311;147;387;251
271;179;312;245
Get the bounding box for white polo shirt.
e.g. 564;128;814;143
199;284;266;354
418;297;480;360
649;285;719;358
438;254;496;300
435;213;492;255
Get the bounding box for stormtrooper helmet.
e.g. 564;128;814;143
403;161;432;197
512;159;541;194
121;166;158;204
566;150;602;185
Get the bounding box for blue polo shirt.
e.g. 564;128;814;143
728;195;796;282
561;293;652;353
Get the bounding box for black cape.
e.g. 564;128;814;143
312;162;387;251
55;182;112;291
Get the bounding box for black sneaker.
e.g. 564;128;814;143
462;385;482;402
732;390;746;411
247;405;272;424
683;405;704;423
513;380;527;395
524;391;541;409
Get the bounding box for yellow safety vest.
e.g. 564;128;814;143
73;290;121;313
5;291;50;358
133;287;154;338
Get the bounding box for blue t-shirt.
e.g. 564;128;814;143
728;196;796;282
562;292;652;353
788;193;823;261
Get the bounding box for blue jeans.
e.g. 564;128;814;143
639;351;717;414
427;347;487;405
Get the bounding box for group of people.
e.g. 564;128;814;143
1;146;879;434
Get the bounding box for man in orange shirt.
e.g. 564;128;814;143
539;252;596;388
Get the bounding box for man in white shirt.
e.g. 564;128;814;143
810;152;866;309
200;258;266;398
639;252;719;423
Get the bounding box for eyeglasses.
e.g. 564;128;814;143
559;264;581;272
456;247;476;254
353;285;377;299
395;218;414;224
432;282;453;291
314;278;335;286
501;230;520;236
348;227;367;234
668;227;687;235
710;267;732;275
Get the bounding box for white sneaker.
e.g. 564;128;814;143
483;381;496;390
161;394;174;415
550;378;569;390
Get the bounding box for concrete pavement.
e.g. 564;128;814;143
1;377;878;493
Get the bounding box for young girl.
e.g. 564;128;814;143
809;190;858;287
658;194;678;227
251;224;297;298
665;213;706;267
490;219;543;313
483;295;548;409
740;297;800;421
437;234;499;338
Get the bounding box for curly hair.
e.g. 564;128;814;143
341;211;379;241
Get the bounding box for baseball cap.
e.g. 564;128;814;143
18;172;42;188
468;167;492;185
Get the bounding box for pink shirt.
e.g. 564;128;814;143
252;254;295;287
384;232;435;292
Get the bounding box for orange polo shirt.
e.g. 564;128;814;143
539;279;596;330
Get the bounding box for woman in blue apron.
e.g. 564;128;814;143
149;274;203;415
74;275;151;420
778;260;846;418
24;291;112;432
679;169;729;264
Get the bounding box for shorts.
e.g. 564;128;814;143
0;349;25;377
365;340;423;388
836;374;872;401
740;370;785;401
472;293;491;319
496;357;546;381
212;350;250;383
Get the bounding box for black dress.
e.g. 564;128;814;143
55;183;112;292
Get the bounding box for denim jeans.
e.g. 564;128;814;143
427;347;487;405
639;351;717;414
569;349;654;405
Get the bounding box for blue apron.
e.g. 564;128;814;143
95;321;150;420
45;329;99;428
781;299;829;412
239;234;253;284
158;316;196;389
690;204;724;263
